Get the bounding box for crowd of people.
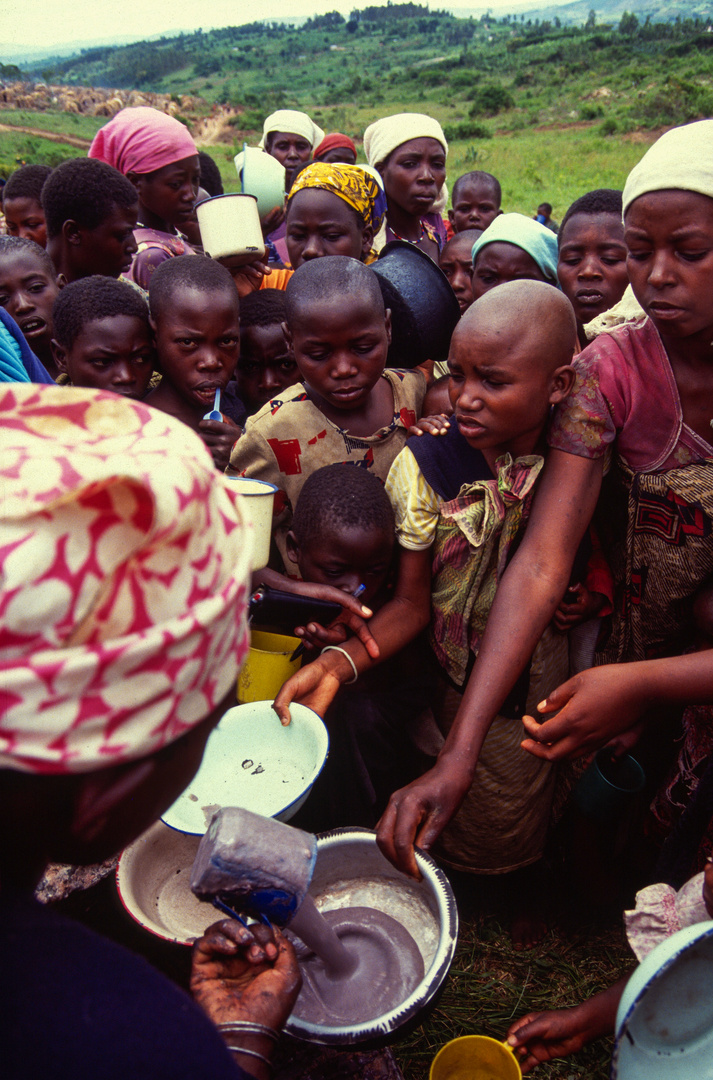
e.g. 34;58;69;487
1;102;713;1078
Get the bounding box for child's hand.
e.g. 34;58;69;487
198;416;242;471
218;255;271;297
552;583;606;631
261;205;285;236
273;653;346;726
407;413;451;437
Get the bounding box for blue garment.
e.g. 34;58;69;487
0;307;54;383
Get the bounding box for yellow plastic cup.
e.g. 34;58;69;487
237;629;301;704
429;1035;522;1080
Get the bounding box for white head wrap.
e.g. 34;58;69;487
622;119;713;216
363;113;449;216
259;110;325;151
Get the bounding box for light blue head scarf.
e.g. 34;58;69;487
471;213;559;286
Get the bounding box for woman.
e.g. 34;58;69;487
89;106;200;289
0;384;300;1079
363;113;448;260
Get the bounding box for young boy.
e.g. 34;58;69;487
147;255;245;470
41;158;139;285
439;229;482;315
51;276;154;399
286;464;437;829
237;290;299;415
448;170;502;235
0;236;60;378
228;256;426;572
276;280;576;942
557;189;629;349
2;164;52;248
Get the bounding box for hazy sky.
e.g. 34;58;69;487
1;0;547;58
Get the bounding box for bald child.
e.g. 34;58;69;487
276;281;577;943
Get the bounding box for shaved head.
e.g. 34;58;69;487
456;279;576;371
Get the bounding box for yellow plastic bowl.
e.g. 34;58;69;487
237;629;301;703
429;1035;522;1080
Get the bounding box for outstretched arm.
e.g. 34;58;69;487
273;547;432;723
376;450;604;876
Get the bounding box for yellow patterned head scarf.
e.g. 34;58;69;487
287;162;385;236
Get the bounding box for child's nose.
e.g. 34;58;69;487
125;233;138;256
260;366;282;391
13;290;34;313
331;351;357;377
197;348;222;369
112;361;135;384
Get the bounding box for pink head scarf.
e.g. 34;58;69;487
0;385;251;775
89;106;197;176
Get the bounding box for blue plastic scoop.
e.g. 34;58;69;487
202;387;222;421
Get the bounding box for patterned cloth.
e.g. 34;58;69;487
124;226;197;291
624;872;710;961
386;431;567;873
550;319;713;662
228;370;426;571
89;106;197;176
0;385;251;774
288;161;386;237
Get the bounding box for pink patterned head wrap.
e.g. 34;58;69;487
89;106;198;176
0;385;251;775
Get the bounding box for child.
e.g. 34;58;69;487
89;106;200;289
276;280;576;942
41;158;139;285
228;256;426;571
557;188;629;349
286;464;437;829
439;229;482;315
2;164;52;247
51;276;154;399
0;236;60;378
237;290;299;414
448;170;501;235
535;201;558;233
147;255;245;470
471;213;559;299
313;133;358;167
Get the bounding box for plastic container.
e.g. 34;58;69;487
237;629;302;704
195;192;264;263
429;1035;522;1080
234;146;286;221
573;749;645;825
225;476;277;570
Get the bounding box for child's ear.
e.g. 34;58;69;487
63;220;82;248
51;339;68;375
285;530;301;566
384;308;392;346
360;224;374;261
447;208;455;225
549;364;576;404
282;321;294;353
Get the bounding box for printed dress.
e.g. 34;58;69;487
228;368;426;572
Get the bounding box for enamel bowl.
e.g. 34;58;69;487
161;701;329;835
611;920;713;1079
284;828;459;1046
233;146;286;220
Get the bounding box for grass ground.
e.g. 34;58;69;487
393;906;632;1079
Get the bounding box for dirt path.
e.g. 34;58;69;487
0;122;92;149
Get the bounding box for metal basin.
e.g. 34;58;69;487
284;827;458;1046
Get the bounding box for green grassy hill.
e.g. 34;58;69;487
3;2;712;216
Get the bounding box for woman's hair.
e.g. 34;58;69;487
292;463;394;546
3;164;53;204
559;189;623;242
52;275;149;349
148;253;237;320
41;159;137;240
0;235;56;276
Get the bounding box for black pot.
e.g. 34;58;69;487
372;240;461;369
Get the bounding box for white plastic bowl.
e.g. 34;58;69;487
116;821;209;944
233;146;286;220
161;701;329;835
612;919;713;1079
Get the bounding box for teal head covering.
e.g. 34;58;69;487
471;213;559;286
